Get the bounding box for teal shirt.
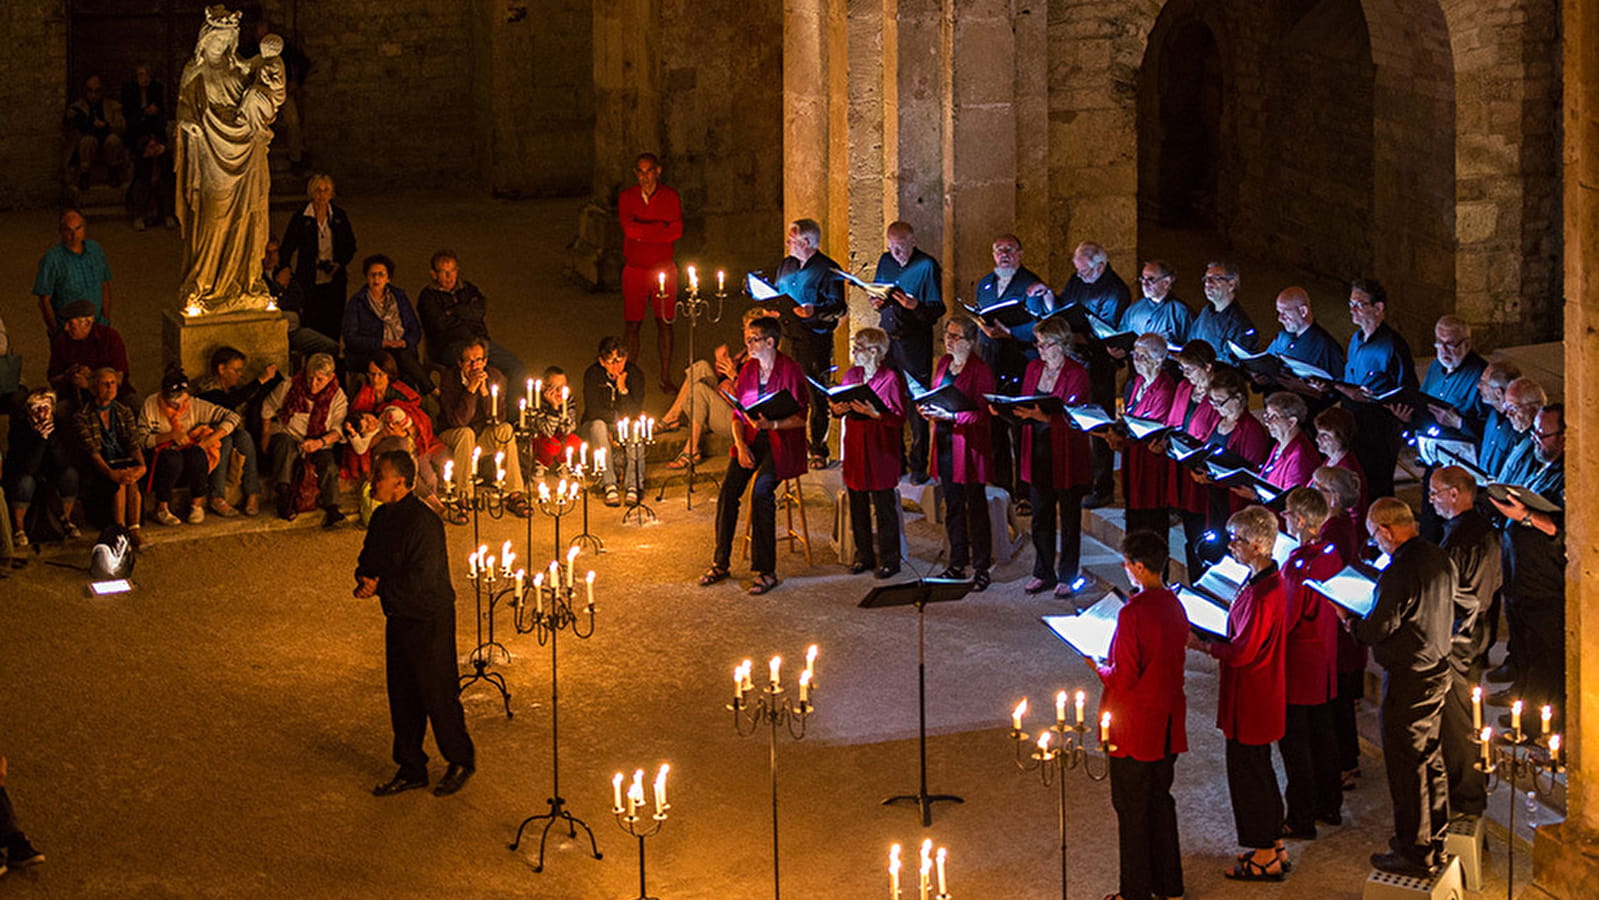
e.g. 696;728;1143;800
33;240;112;323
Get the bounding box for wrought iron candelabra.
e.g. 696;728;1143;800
457;541;522;718
533;474;584;561
567;453;607;553
612;764;672;900
617;416;657;525
887;840;953;900
657;266;725;509
1472;696;1564;900
729;648;818;900
1009;692;1113;900
508;558;601;873
440;447;512;544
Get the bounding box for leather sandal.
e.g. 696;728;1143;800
748;572;780;595
698;566;730;587
1223;854;1285;882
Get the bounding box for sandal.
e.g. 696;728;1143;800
748;572;780;595
506;493;533;518
972;569;992;592
657;416;683;433
808;455;828;470
1223;854;1285;882
1237;848;1292;873
667;450;703;470
698;566;730;587
1024;577;1055;595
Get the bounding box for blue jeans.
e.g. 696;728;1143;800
209;431;262;498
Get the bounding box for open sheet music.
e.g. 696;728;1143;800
1041;592;1126;662
745;272;782;301
1305;566;1380;619
1174;585;1230;637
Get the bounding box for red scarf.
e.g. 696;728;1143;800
281;372;338;437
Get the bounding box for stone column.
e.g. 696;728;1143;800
844;0;897;336
1526;1;1599;896
895;0;950;299
947;0;1018;296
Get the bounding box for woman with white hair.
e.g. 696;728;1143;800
274;173;357;338
1115;333;1177;536
262;352;348;526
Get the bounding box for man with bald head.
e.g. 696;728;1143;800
1469;361;1523;478
33;210;113;335
1489;377;1548;488
1262;286;1344;382
1396;315;1487;540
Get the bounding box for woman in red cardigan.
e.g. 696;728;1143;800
1190;505;1290;881
1115;333;1177;536
700;316;809;595
1312;463;1372;787
1198;369;1271;531
1164;340;1222;576
1259;392;1323;494
834;327;905;578
1014;317;1092;596
1277;487;1347;838
1095;529;1189;900
920;315;995;590
1314;406;1369;512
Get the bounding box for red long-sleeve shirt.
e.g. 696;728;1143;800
1098;586;1190;761
1208;564;1288;745
617;184;683;269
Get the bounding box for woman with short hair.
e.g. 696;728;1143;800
833;327;905;578
921;315;995;590
342;254;432;396
274;173;357;339
1014;316;1092;596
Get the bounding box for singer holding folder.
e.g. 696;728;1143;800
835;327;905;578
921;316;995;590
700;316;808;595
1092;530;1188;900
1190;505;1290;881
1164;340;1222;575
1014;317;1092;596
1116;334;1178;536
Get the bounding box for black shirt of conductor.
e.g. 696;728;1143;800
356;450;476;797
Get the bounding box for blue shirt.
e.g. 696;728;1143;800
33;240;112;324
1190;301;1258;363
1122;295;1193;344
872;249;945;376
1494;433;1538;486
1058;267;1132;329
1264;322;1345;378
1420;352;1486;416
1476;409;1519;476
974;266;1043;382
774;251;846;337
1344;323;1417;392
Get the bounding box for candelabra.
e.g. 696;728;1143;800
657;266;725;509
566;451;607;554
1009;692;1113;900
1472;695;1564;900
729;648;818;900
617;416;657;525
457;541;523;718
508;559;601;873
440;446;512;547
887;840;953;900
611;764;672;900
533;474;584;561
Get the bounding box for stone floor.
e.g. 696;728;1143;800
0;195;1534;898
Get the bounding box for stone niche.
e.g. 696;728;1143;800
161;308;290;383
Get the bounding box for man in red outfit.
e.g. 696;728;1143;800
617;152;683;393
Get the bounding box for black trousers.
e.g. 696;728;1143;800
302;280;347;342
935;426;990;570
788;331;834;459
385;614;475;781
713;434;779;574
1334;667;1365;772
899;356;932;479
1279;701;1343;831
847;487;899;569
1516;606;1565;711
269;434;340;508
1380;666;1450;866
1088;359;1118;497
1441;658;1488;816
1026;431;1087;582
1225;738;1283;849
151;444;209;504
1110;753;1184;899
1350;405;1400;501
0;785;20;844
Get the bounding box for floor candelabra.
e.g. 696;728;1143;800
729;647;818;900
657;267;724;509
617;416;657;525
611;764;672;900
566;450;607;554
886;839;953;900
456;541;522;717
532;475;583;562
1009;691;1112;900
1473;696;1564;900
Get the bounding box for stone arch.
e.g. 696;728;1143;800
1137;7;1226;230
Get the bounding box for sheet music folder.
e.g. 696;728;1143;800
724;388;803;422
807;377;889;417
1305;566;1381;619
1173;585;1231;637
859;577;975;610
1041;592;1126;662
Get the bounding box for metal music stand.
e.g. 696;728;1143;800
862;577;974;826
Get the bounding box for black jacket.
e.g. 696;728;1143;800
356;492;455;621
275;204;357;297
1354;535;1456;673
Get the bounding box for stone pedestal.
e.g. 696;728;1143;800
568;198;623;290
161;308;290;382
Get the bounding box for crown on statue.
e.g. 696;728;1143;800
203;5;242;32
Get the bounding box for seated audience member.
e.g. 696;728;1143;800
1310;463;1371;787
833;327;905;578
527;367;582;477
436;338;529;517
34;210;112;334
342;351;430;483
262;237;338;358
1277;487;1345;839
1312;406;1367;512
0;756;46;874
1164;340;1222;575
125;131;175;231
139;368;241;526
195;346;282;517
416;250;525;382
367;405;449;517
47;299;133;411
581;337;647;507
342;254;432;396
700;315;809;595
1096;530;1188;900
262;353;348;526
5;389;82;545
1258;392;1321;495
1014;316;1091;596
660;307;774;469
1115;333;1178;536
63;74;127;188
120;64;166;146
74;367;146;543
1191;505;1290;881
921;315;996;591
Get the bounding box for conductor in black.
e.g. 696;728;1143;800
356;450;476;797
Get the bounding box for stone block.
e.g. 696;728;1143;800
161;309;290;385
1456;201;1501;244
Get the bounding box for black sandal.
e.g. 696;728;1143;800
1223;854;1285;882
748;572;780;595
698;566;730;587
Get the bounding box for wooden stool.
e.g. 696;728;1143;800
738;477;813;566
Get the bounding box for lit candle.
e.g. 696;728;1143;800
799;669;812;705
501;540;512;568
483;555;495;582
741;659;755;692
468;549;478;579
688;265;698;292
612;771;624;812
471;445;483;477
1472;685;1482;731
889;844;902;899
443;459;454;491
717;269;726;293
1481;726;1493;766
1541;705;1552;736
1012;698;1028;732
549;560;560;591
533;572;545;614
1074;690;1085;727
1512;700;1524;738
657;271;666;295
538;480;551;501
518;397;527;429
495;450;506;478
804;644;818;684
557;478;568;498
935;847;947;897
1550;733;1561;766
1055;690;1067;726
595;447;607;473
585;570;595;611
514;568;525;600
490;383;499;420
654;763;669;814
769;656;782;687
734;664;746;704
580;441;589;469
1037;731;1052;754
919;839;933;900
565;445;574;470
526;377;534;410
534;379;542;411
628;769;643;818
566;546;579;589
1100;710;1111;746
561;385;570;418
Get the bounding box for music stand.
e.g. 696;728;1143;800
862;577;973;826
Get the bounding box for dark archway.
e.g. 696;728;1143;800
1142;17;1223;230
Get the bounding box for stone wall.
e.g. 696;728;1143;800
0;1;68;208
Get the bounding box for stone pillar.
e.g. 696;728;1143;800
844;0;896;336
895;0;950;298
947;0;1018;296
1525;1;1599;896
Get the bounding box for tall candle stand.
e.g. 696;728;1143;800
656;266;724;509
886;840;953;900
440;446;511;550
618;417;657;525
611;764;672;900
729;649;818;900
457;543;522;718
1008;693;1112;900
567;454;607;554
1472;699;1564;900
508;563;602;872
532;476;583;562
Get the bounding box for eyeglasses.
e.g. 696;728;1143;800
1037;339;1066;349
1139;274;1170;284
1203;275;1235;284
1533;428;1565;439
944;332;969;342
1434;338;1468;350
